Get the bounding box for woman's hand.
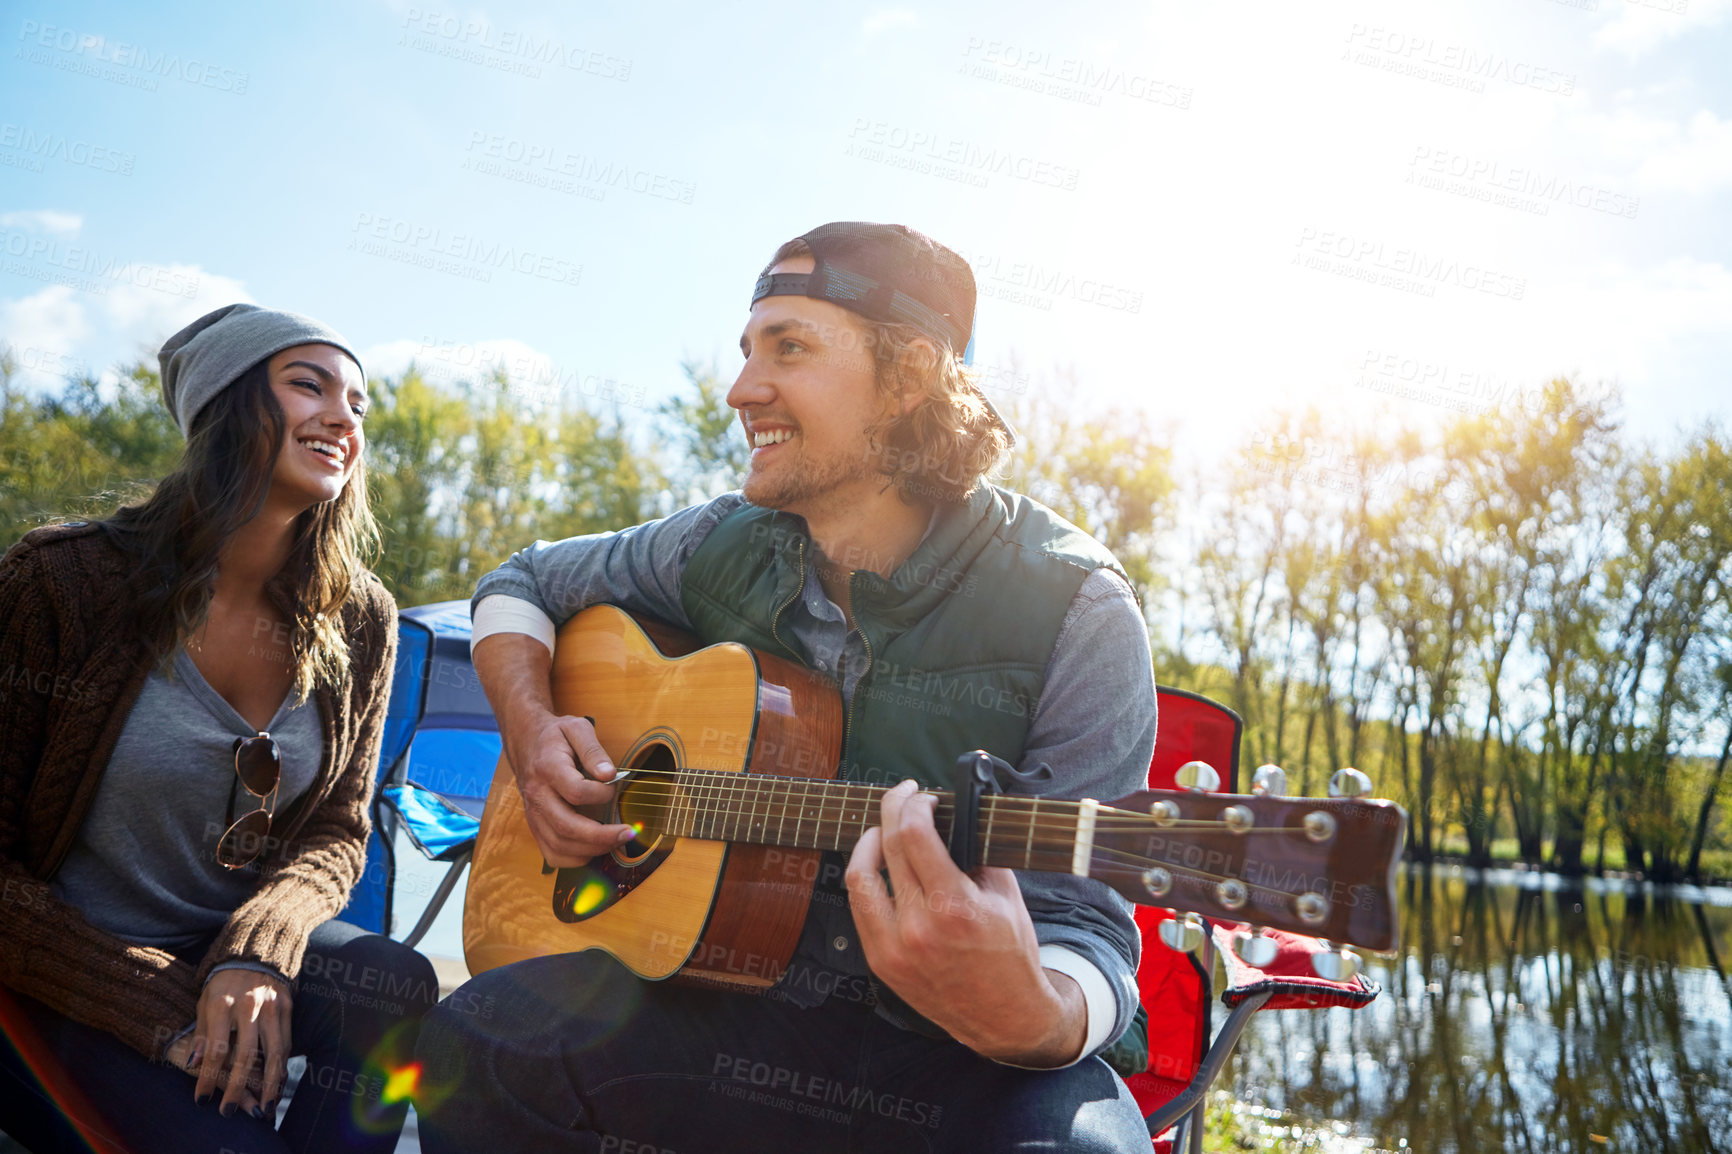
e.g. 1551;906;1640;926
162;1030;257;1118
187;969;294;1118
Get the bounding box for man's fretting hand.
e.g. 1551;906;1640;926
845;780;1087;1067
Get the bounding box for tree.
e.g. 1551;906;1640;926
658;358;746;504
0;351;180;550
1001;376;1175;605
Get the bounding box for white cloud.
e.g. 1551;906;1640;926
1596;0;1732;57
0;266;253;389
1567;107;1732;193
100;265;251;337
364;335;554;384
362;335;589;408
862;8;919;36
0;286;93;383
0;210;84;237
1636;109;1732;192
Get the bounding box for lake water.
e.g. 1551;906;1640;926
1220;866;1732;1153
394;848;1732;1152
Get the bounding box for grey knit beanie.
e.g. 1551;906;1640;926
158;303;365;437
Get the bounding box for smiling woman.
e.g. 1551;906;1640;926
0;304;436;1154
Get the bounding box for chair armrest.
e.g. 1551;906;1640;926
1210;922;1380;1011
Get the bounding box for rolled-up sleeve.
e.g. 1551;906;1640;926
1014;567;1158;1063
470;493;747;646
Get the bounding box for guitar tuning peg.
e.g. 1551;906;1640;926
1158;912;1207;954
1251;764;1287;797
1233;926;1279;968
1328;767;1372;799
1310;941;1362;982
1174;760;1220;793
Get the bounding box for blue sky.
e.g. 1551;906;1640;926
2;0;1728;463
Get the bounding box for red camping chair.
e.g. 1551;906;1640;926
1130;687;1381;1152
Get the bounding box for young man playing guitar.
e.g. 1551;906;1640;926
416;222;1160;1152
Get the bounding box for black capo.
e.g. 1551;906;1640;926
946;750;1053;872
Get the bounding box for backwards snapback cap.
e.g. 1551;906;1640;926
751;221;1013;444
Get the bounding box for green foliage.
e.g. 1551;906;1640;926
1172;381;1732;879
0;351;181;547
6;345;1729;882
1002;375;1175;604
658;358;747;504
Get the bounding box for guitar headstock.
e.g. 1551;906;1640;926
1093;770;1407;953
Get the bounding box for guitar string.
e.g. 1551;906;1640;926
604;776;1349;878
611;791;1306;838
604;766;1300;815
565;762;1366;918
603;782;1347;907
604;771;1328;835
606;788;1321;837
591;770;1370;910
608;787;1267;836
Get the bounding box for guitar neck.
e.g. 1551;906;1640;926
640;768;1080;874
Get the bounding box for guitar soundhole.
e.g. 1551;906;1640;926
550;741;678;924
615;743;677;864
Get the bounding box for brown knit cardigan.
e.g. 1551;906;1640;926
0;522;398;1059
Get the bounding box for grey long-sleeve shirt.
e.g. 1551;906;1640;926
471;492;1158;1064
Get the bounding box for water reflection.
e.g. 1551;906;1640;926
1222;866;1732;1153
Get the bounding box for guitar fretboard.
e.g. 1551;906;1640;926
630;768;1079;873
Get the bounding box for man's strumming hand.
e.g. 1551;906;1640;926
473;632;634;866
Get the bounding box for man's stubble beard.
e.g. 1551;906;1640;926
742;441;880;512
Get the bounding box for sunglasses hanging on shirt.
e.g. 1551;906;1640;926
217;731;281;870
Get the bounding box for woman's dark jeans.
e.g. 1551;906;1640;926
0;919;437;1154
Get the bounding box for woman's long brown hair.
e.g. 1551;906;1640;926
103;358;379;702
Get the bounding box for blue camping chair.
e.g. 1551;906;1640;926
346;601;497;947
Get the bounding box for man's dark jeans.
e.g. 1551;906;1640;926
0;919;437;1154
415;951;1148;1154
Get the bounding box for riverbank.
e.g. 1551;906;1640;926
1414;852;1732;897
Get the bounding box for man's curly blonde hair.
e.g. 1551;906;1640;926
768;238;1010;505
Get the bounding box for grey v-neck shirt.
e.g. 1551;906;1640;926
51;649;322;951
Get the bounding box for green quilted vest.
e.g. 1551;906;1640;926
679;484;1126;786
680;483;1150;1076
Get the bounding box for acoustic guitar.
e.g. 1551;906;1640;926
463;605;1406;989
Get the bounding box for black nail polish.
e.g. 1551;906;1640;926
195;1092;210;1105
251;1105;266;1121
220;1102;235;1117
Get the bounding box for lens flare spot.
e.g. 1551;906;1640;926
572;878;611;915
630;821;645;838
382;1061;422;1105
